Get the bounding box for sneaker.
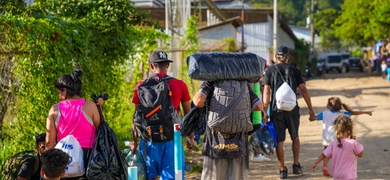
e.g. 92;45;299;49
322;166;331;176
251;154;271;162
249;154;253;161
292;163;303;174
280;167;288;179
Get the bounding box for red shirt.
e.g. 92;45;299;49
132;72;191;113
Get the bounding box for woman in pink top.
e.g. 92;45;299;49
310;116;364;180
45;69;102;179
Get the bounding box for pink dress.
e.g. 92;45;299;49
323;138;364;180
56;99;96;148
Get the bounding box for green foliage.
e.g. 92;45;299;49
294;39;311;69
249;0;344;26
351;49;363;57
335;0;390;45
180;15;200;95
314;8;343;51
334;0;373;45
0;0;26;14
316;0;343;11
0;0;167;172
219;38;237;52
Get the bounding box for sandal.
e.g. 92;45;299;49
322;166;331;176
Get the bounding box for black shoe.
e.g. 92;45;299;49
292;163;303;174
280;166;288;179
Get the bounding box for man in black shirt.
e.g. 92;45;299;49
17;133;45;180
263;46;316;179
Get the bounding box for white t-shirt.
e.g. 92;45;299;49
381;63;387;72
316;110;352;146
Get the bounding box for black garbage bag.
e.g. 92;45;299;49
180;105;207;137
186;52;266;83
86;94;128;180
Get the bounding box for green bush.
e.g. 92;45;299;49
0;0;167;173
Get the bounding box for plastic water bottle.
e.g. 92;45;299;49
252;82;262;125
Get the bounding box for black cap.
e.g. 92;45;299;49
276;46;290;60
148;51;174;64
276;46;289;57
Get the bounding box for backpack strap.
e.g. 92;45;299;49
274;65;288;83
32;153;39;176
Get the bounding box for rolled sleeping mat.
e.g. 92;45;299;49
186;52;266;83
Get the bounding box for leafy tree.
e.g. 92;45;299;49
0;0;25;14
368;0;390;41
314;8;342;51
316;0;343;11
180;15;200;95
0;0;167;172
334;0;374;45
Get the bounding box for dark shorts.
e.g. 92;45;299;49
272;110;300;142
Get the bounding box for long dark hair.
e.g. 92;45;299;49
54;69;83;99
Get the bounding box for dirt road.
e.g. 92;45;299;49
186;71;390;179
249;72;390;179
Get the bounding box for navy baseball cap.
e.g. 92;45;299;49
276;46;289;57
148;51;174;63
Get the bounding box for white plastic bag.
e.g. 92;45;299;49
55;134;85;177
275;82;296;111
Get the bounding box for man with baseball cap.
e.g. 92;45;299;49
148;51;174;63
131;51;193;180
262;46;316;178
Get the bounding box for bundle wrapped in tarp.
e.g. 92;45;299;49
187;52;266;83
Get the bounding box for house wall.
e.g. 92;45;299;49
236;15;295;64
237;23;271;62
199;23;237;50
267;15;295;50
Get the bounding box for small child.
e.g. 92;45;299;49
310;97;372;176
40;148;70;180
310;116;364;180
381;60;387;79
387;63;390;82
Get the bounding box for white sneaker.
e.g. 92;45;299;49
251;154;271;162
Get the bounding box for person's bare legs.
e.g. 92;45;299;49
292;137;300;165
323;157;329;167
276;141;285;170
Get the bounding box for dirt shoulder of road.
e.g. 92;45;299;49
186;72;390;180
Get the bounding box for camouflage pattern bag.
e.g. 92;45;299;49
2;151;39;180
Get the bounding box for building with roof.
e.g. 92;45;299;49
132;0;299;64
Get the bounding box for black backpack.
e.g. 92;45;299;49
134;74;179;142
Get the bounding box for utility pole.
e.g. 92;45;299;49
310;0;315;60
241;0;245;52
273;0;278;65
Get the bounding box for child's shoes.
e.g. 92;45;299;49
322;166;331;176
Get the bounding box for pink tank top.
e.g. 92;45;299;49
56;99;96;148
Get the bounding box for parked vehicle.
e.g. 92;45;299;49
347;57;364;72
341;53;351;72
324;54;348;73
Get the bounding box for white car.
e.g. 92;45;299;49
324;54;348;73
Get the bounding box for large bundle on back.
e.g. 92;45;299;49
186;52;265;83
184;52;266;158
